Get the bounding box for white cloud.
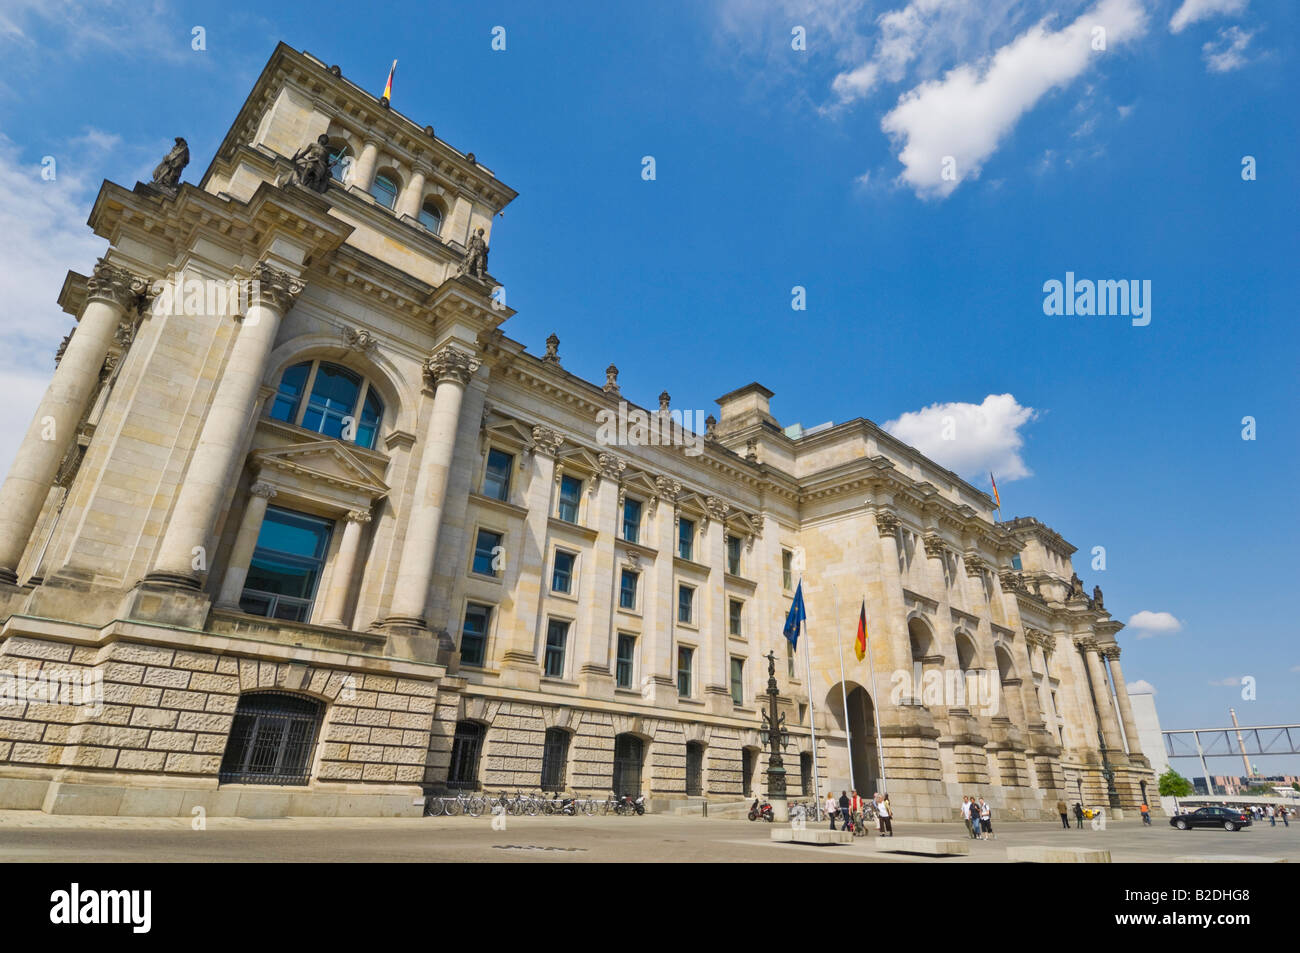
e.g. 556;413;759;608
879;0;1146;198
1127;610;1183;637
1202;26;1255;72
1127;679;1157;695
1208;676;1241;687
882;393;1037;482
1169;0;1249;34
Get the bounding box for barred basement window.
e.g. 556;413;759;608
448;720;486;790
219;691;323;786
540;727;570;791
685;741;704;797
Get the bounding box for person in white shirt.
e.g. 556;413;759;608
877;793;893;836
825;791;839;831
979;798;993;840
960;796;973;837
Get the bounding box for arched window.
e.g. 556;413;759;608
327;139;353;183
269;360;385;450
371;170;399;209
417;198;444;234
219;691;323;785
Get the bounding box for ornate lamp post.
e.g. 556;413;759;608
1098;728;1122;812
759;651;791;821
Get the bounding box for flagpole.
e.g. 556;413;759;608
798;576;821;805
863;592;888;796
833;585;855;792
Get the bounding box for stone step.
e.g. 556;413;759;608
873;836;970;857
1007;845;1111;863
772;828;853;845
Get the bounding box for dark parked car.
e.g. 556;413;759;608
1169;806;1252;831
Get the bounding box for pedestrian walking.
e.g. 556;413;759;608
850;790;864;833
1280;806;1289;827
970;797;983;839
962;796;974;837
979;798;993;839
1268;805;1276;827
1056;797;1069;830
1139;802;1151;826
878;794;893;836
826;790;838;830
839;791;851;832
1073;802;1084;829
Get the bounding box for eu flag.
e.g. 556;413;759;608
783;582;806;649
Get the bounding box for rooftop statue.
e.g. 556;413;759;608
151;137;189;189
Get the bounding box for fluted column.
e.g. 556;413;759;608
214;482;277;609
0;259;146;583
396;167;427;219
1078;638;1125;754
319;509;371;627
384;345;480;627
146;262;303;589
1103;646;1143;758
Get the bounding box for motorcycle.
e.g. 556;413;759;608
616;794;645;815
748;797;774;822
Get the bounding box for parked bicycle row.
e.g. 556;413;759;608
424;791;646;817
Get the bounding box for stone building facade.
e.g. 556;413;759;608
0;43;1155;818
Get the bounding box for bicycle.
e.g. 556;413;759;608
442;791;483;817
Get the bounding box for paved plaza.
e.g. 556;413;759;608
0;811;1295;863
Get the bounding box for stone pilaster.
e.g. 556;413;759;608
214;481;277;609
319;509;371;627
702;496;731;713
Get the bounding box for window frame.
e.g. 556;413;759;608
728;598;744;637
726;534;742;576
622;497;642;543
551;549;577;595
678;518;695;561
557;474;583;523
269;359;385;450
481;447;514;502
615;633;636;689
371;171;400;209
618;568;639;611
544;618;570;679
677;584;695;625
470;527;504;578
459;602;493;668
730;657;745;705
677;645;694;697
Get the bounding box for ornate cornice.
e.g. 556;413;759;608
248;261;305;312
85;258;151;312
423;344;481;387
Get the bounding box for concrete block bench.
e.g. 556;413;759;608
873;837;970;857
771;828;853;845
1007;845;1111;863
1176;855;1289;863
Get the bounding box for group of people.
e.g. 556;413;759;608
1252;804;1290;826
826;790;893;835
959;796;994;839
1055;799;1108;829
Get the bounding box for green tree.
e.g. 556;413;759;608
1158;768;1193;799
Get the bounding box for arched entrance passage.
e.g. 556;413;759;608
827;682;881;795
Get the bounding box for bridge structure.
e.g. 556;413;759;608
1163;722;1300;791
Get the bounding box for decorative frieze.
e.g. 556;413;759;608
596;452;626;485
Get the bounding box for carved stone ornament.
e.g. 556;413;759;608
624;550;641;571
343;327;378;353
998;569;1025;593
1099;644;1121;661
346;509;373;523
542;333;561;364
875;511;900;537
705;414;717;440
529;426;564;458
289;134;332;194
249;482;278;500
1072;635;1099;653
745;438;759;463
1092;585;1104;610
86;258;151;312
963;553;987;576
151;137;189;189
423;345;481;387
597;452;627;484
458;227;489;281
54;331;74;367
705;496;731;523
603;364;620;394
248;261;305;313
653;476;681;501
922;532;947;559
658;391;671;413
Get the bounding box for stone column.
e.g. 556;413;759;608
1079;638;1125;754
318;509;371;627
384;345;479;627
702;497;731;713
1103;646;1144;758
350;140;379;193
642;477;679;704
213;481;277;609
145;263;303;589
396;167;427;220
576;453;623;699
0;259;146;583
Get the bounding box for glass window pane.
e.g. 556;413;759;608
619;570;637;610
545;620;568;678
726;535;741;575
558;476;582;522
678;519;693;560
372;174;398;209
461;604;490;667
731;658;744;704
241;508;333;621
678;585;693;624
270;362;311;424
418;202;443;233
302;363;362;440
483;449;513;501
622;498;641;543
616;635;635;688
472;530;502;576
356;386;384;450
677;647;692;696
552;551;574;593
729;599;743;636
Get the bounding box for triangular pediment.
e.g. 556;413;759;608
252;440;389;497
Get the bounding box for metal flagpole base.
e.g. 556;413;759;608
771;797;789;823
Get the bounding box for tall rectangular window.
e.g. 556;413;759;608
544;619;569;678
551;550;575;593
730;657;745;705
482;448;513;501
782;549;793;590
678;518;694;561
729;598;743;636
622;497;642;543
616;634;636;688
557;475;582;523
619;569;638;610
677;646;693;697
726;535;742;575
677;585;694;624
460;603;491;667
239;507;334;623
786;639;796;678
472;529;502;576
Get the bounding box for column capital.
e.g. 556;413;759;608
1099;644;1121;661
596;451;626;485
345;508;373;523
1073;635;1100;652
963;553;987;576
875;510;900;537
528;425;564;458
423;344;480;387
703;496;730;529
249;261;305;312
248;481;278;500
86;258;151;312
922;531;948;559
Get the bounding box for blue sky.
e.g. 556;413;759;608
1;0;1296;773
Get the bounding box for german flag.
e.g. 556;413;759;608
855;601;867;662
989;472;1001;510
382;60;397;101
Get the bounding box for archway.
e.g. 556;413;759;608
827;682;881;796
